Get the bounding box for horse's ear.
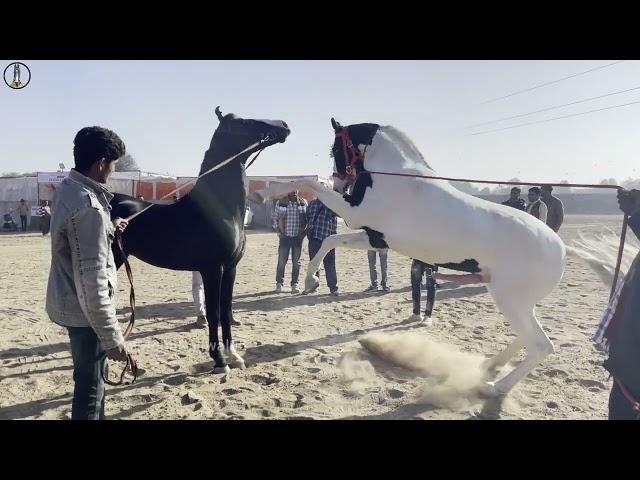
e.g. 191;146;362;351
215;106;224;122
331;118;342;132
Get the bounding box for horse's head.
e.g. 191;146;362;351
330;118;379;193
211;106;290;165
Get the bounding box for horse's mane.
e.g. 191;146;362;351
380;126;434;172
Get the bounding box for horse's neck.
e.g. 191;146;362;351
364;129;436;177
192;142;246;212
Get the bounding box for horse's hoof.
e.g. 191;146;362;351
229;360;246;370
305;281;320;294
212;365;231;374
195;315;208;328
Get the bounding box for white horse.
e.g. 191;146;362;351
252;118;567;397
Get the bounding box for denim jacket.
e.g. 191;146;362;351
45;169;124;350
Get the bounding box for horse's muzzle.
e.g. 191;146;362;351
274;127;290;143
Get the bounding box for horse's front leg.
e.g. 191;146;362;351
219;266;245;369
201;266;228;374
304;230;374;294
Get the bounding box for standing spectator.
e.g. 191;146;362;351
366;249;390;292
18;199;28;232
501;187;526;211
540;185;564;233
306;191;339;296
410;259;437;325
274;191;308;293
40;201;52;236
192;271;208;328
526;187;548;224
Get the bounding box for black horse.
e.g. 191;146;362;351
110;108;290;373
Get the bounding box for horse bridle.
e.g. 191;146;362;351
216;129;276;171
332;127;365;184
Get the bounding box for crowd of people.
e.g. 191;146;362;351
501;185;565;233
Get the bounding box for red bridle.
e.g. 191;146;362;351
332;128;365;183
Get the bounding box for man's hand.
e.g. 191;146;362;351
106;344;128;362
617;189;640;216
112;218;128;234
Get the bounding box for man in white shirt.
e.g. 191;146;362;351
526;187;548;224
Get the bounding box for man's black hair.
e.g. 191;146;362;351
73;126;125;173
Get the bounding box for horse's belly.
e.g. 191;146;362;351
384;232;490;268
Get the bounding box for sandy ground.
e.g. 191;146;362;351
0;215;624;420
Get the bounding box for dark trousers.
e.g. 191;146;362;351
41;216;51;235
411;260;437;316
67;326;106;420
367;250;388;287
20;215;27;232
308;238;338;292
276;236;303;286
609;380;640;420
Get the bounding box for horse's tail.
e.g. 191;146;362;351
565;227;639;289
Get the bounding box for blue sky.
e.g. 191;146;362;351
1;60;639;184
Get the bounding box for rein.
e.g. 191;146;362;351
100;230;138;386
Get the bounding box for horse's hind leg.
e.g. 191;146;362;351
483;338;523;376
220;266;245;369
202;266;229;374
485;299;554;396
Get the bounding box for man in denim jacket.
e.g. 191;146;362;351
46;126;129;420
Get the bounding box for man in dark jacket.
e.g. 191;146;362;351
501;187;526;211
541;185;564;233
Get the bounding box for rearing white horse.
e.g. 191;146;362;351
252;118;566;396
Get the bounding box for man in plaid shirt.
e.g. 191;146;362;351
274;191;308;294
307;194;339;296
